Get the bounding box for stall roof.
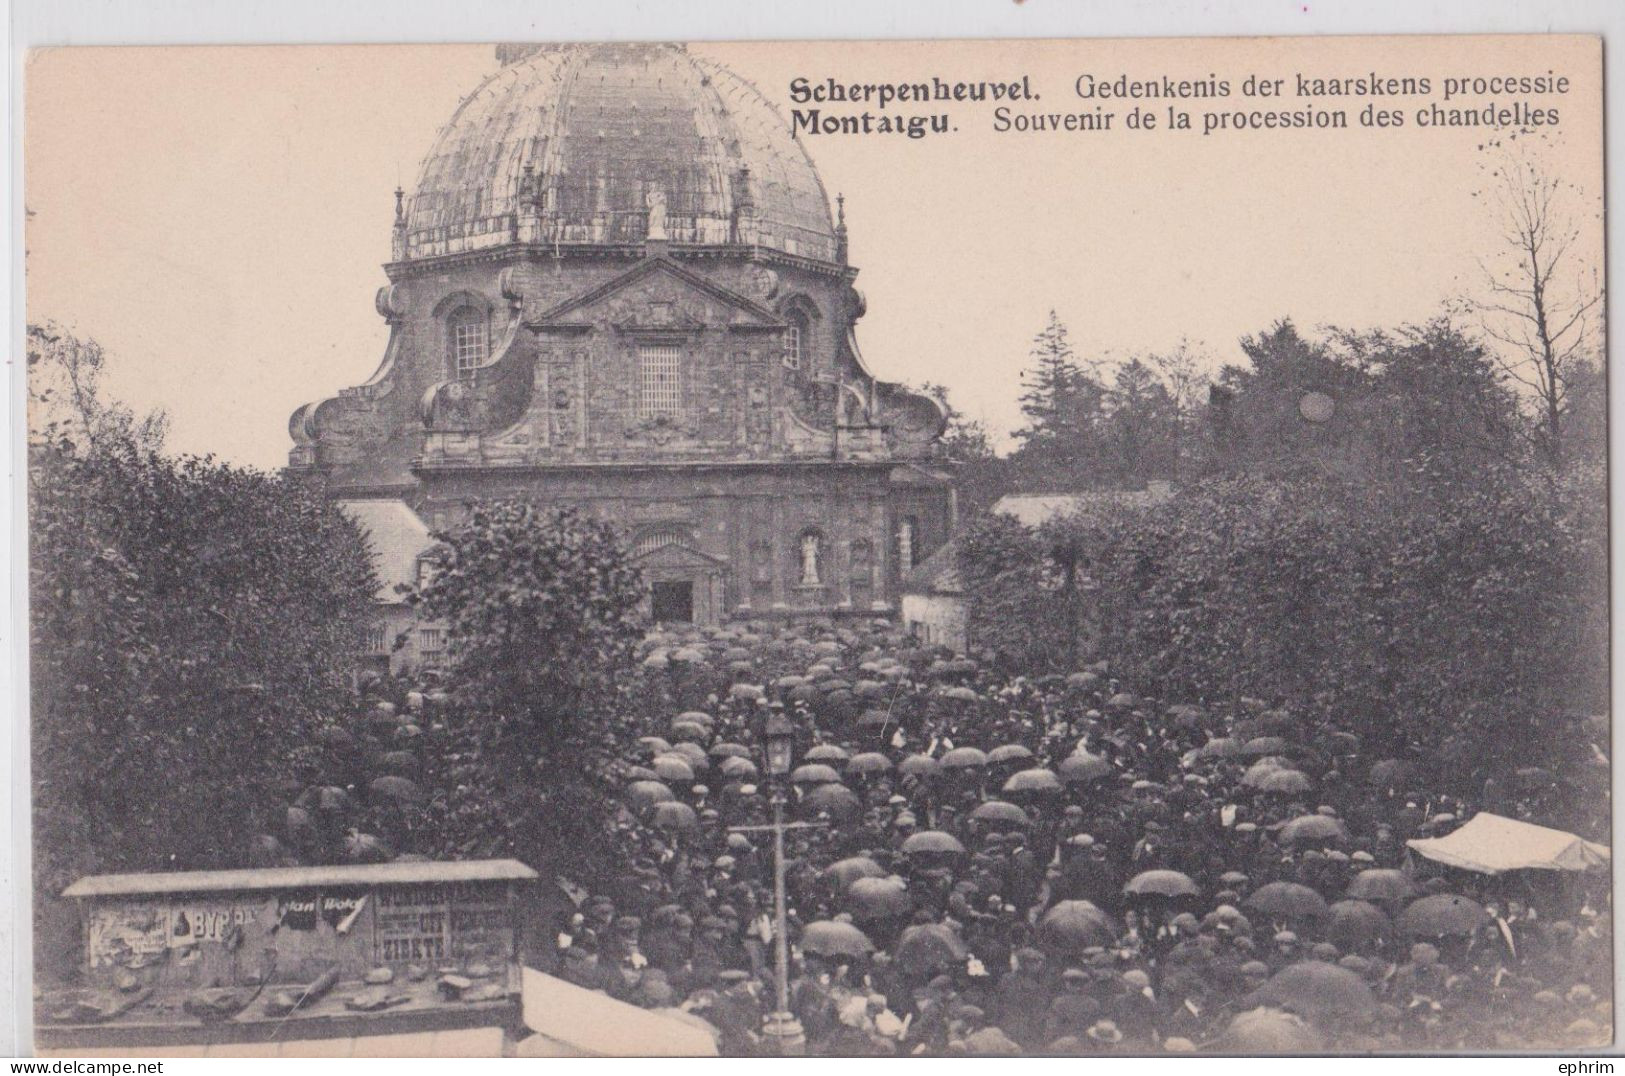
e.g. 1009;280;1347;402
1407;813;1611;875
519;968;718;1057
63;859;538;898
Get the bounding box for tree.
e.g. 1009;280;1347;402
28;322;167;454
1103;357;1177;487
921;380;1008;516
1468;152;1604;466
1012;311;1107;489
1148;339;1212;480
409;502;646;880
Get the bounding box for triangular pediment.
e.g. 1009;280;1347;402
527;256;784;332
633;542;728;570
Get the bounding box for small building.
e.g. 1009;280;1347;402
900;542;966;652
990;481;1174;528
339;498;446;674
37;860;537;1057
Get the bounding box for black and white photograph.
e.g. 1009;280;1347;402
15;21;1613;1060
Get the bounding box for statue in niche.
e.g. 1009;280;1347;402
800;532;822;587
645;188;668;241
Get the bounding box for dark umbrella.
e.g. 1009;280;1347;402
1002;768;1062;795
1344;869;1417;905
1246;882;1329;922
709;742;752;759
847;752;892;776
799;783;863;823
968;800;1031;830
801;920;875;960
846;877;914;921
623;766;661;783
901;830;967;856
1259;770;1314;795
1217;1007;1325;1053
1325;900;1392;950
856;709;895;730
369;775;423;805
1124;869;1200;899
1396;894;1490;938
651;755;696;784
790;763;843;786
1277;815;1349;845
718;756;758;781
894;923;969;977
824;856;887;890
805;744;850;764
626;780;676;807
669;721;710;743
638;736;673;756
1201;737;1248;759
987;744;1035;766
1037;900;1117;953
940;747;989;770
899;754;942;778
1252;961;1376;1025
1241;736;1291;757
1058;753;1113;784
649;801;699;833
1368;759;1415;788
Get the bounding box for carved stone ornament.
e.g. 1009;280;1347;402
624;413;697;445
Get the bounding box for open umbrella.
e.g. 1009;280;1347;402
637;736;672;756
804;744;850;765
1241;736;1291;757
1059;753;1113;784
1325;900;1392;950
649;801;699;833
944;686;979;703
1241;757;1290;785
1344;869;1416;905
650;755;696;783
1218;1007;1325;1053
1258;769;1314;795
799;783;863;823
1277;815;1349;845
898;754;942;778
717;756;758;781
847;752;892;776
1037;900;1117;953
1106;692;1139;710
1252;961;1375;1025
901;830;967;857
1368;759;1415;788
824;856;887;890
1124;869;1200;899
1002;768;1062;795
1396;894;1489;938
968;800;1031;830
623;766;661;783
1245;882;1328;922
709;742;752;759
800;920;875;960
846;877;913;921
369;775;423;805
940;747;989;770
987;744;1035;766
670;741;709;765
790;763;842;786
669;721;710;743
675;710;713;727
1200;737;1248;759
894;923;968;977
856;709;894;730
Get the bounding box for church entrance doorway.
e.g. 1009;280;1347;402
651;580;694;623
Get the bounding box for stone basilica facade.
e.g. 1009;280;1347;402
290;42;955;629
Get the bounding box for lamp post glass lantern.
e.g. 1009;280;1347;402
760;704;804;1054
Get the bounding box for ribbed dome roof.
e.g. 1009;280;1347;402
403;43;838;262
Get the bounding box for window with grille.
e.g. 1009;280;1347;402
638;345;682;416
418;627;445;655
449;308;488;380
364;624;387;654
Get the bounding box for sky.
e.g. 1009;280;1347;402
24;36;1604;468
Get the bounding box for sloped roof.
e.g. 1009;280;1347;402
992;484;1174;528
903;540;963;596
339;499;435;603
63;859;538;898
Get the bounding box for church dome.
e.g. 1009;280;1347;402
402;43;838;263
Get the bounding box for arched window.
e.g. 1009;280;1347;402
797;529;824;587
782;311;808;370
448;306;489;380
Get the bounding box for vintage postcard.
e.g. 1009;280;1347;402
22;33;1608;1057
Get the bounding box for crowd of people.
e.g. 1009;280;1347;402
525;620;1610;1055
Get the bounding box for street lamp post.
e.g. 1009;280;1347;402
759;704;806;1055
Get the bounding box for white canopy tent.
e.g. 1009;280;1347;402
517;967;719;1057
1407;812;1610;875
